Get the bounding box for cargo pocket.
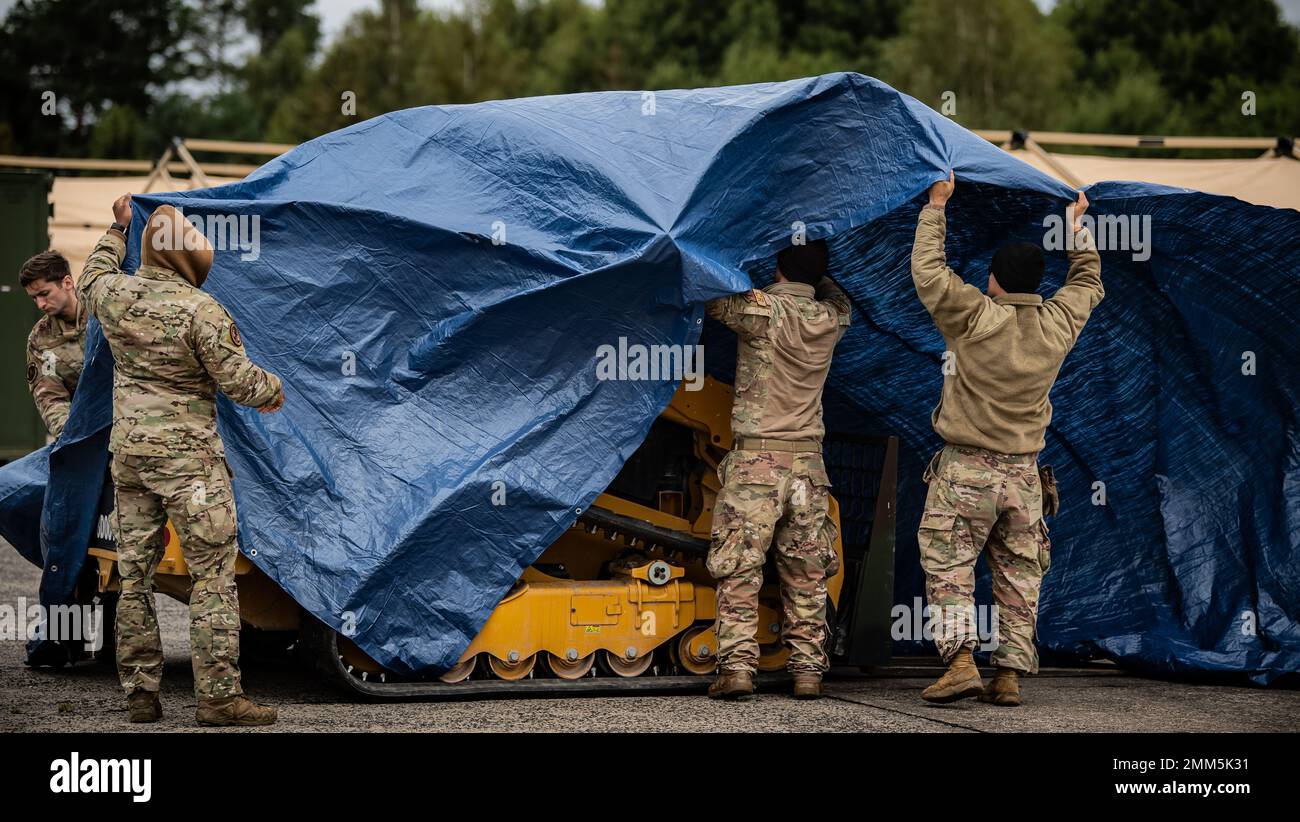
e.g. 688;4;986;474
917;510;958;572
726;453;784;486
707;528;752;579
184;461;236;549
818;518;841;576
209;608;241;663
1036;518;1052;574
920;510;957;531
716;450;733;485
796;453;832;490
187;494;235;549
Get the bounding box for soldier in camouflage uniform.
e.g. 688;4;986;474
21;251;86;439
912;173;1102;706
705;238;851;701
81;195;285;726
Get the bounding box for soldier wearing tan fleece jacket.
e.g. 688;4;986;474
912;178;1104;455
910;172;1103;708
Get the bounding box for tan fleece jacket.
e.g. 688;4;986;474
911;204;1103;454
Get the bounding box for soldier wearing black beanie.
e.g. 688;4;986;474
909;170;1104;711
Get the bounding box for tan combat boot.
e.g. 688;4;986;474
707;669;755;700
792;673;822;700
979;667;1022;706
196;695;278;727
127;690;162;723
921;648;983;703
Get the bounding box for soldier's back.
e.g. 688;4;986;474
94;266;223;456
733;282;848;442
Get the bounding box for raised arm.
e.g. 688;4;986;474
191;300;284;411
1044;191;1104;346
816;276;852;336
706;290;774;338
911;172;998;339
78;193;133;314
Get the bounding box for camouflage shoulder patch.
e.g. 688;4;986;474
26;363;37;384
229;321;242;349
739;289;773;317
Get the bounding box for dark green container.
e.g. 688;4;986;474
0;170;53;461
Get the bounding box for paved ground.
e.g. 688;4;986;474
3;541;1297;733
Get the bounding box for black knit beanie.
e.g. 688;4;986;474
776;239;828;286
991;242;1045;294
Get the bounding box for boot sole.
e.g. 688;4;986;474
708;690;755;701
196;718;278;726
128;700;162;723
921;681;984;704
978;694;1022;706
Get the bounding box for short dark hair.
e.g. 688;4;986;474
777;239;828;286
19;251;70;288
991;242;1045;294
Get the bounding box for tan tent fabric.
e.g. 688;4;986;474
49;175;239;275
1005;150;1300;211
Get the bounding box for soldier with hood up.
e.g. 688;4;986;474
78;195;285;726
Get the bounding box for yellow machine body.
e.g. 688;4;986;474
89;376;848;684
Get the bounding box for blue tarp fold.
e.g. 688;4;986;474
2;73;1296;682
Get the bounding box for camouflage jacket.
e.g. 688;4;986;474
77;230;282;457
707;278;851;443
26;301;88;439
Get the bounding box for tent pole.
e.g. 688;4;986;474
142;146;174;193
172;138;210;188
1023;137;1084;189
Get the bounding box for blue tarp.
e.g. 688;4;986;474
2;73;1296;683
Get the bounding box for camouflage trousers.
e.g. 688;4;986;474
707;449;840;675
111;452;243;700
918;444;1052;674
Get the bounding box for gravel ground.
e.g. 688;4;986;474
3;539;1296;733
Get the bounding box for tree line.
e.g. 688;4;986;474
1;0;1296;160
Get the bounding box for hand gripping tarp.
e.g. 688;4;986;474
1;73;1296;682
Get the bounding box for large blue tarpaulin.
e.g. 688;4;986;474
2;73;1296;683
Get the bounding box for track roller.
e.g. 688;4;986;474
487;653;537;680
543;651;596;680
599;648;654;677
